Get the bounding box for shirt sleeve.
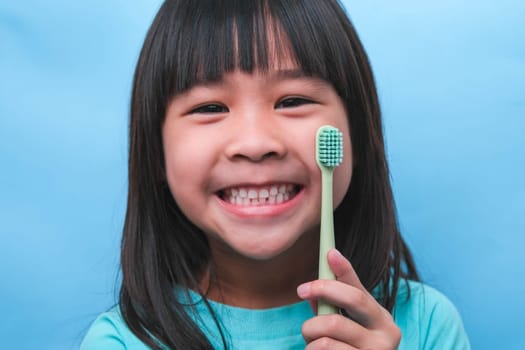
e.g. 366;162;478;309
394;281;471;350
80;311;127;350
421;288;471;350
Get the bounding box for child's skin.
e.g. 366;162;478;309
162;65;400;348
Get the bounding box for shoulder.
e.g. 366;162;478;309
394;280;471;350
80;307;148;350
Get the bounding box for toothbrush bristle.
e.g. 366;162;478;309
317;126;343;168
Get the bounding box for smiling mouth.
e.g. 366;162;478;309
218;184;301;206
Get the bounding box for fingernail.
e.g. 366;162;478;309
297;283;311;298
331;248;344;259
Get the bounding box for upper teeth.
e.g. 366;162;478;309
224;184;296;205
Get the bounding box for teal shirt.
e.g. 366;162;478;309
80;281;470;349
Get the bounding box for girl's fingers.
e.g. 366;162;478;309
302;313;367;346
298;278;379;327
302;313;400;350
327;249;365;292
297;249;388;328
305;337;358;350
300;249;401;349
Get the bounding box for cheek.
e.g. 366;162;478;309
164;144;191;207
162;126;210;208
163;136;187;182
163;142;214;232
299;120;352;209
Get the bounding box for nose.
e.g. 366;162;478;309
224;113;287;162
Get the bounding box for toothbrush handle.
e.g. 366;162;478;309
318;169;338;315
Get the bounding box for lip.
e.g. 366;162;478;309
215;185;305;218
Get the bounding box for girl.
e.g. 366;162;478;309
82;0;470;349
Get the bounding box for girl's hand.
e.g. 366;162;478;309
297;249;401;349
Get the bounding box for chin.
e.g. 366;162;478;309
239;247;288;261
229;234;307;261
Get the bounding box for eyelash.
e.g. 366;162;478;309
188;97;314;115
189;104;229;114
275;97;314;109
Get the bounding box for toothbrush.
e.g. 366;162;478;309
315;125;343;315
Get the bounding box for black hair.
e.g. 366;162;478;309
120;0;419;348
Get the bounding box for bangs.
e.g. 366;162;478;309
157;0;354;96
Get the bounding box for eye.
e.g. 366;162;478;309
190;103;229;114
275;97;314;109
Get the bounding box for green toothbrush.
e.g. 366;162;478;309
316;125;343;315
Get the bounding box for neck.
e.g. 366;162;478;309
202;231;319;309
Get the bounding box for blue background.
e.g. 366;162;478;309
0;1;523;349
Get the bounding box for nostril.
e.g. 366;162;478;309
232;150;282;162
260;151;280;161
224;126;287;162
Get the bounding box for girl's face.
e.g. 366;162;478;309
163;67;352;261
